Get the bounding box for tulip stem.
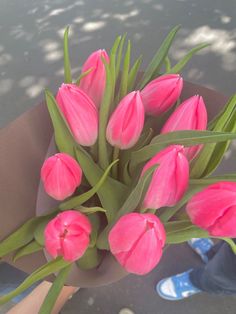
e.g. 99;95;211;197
90;143;98;162
112;147;120;179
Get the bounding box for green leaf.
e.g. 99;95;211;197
63;26;72;83
115;33;127;82
190;174;236;185
164;220;193;233
167;43;209;74
130;130;236;169
159;184;206;223
208;94;236;130
75;206;106;214
121;161;132;185
0;258;70;305
120;128;153;181
166;225;209;244
138;25;181;89
13;241;42;262
39;264;71;314
98;59;113;169
97;165;158;250
34;212;58;246
88;213;101;247
164;56;171;72
75;67;93;85
220;238;236;254
109;35;121;95
59;159;118;211
76;247;102;270
45;89;75;156
74;147;128;223
119;40;131;100
127;55;142;91
160;174;236;223
0;217;44;258
190;94;236;178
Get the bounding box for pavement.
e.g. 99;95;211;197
1;0;236;313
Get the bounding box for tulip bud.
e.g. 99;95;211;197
45;210;91;262
56;84;98;146
109;213;166;275
106;91;145;149
161;95;208;160
79;49;109;108
41;153;82;201
142;145;189;209
140;74;183;116
186;182;236;237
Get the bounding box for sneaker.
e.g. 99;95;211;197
156;270;201;301
188;238;214;263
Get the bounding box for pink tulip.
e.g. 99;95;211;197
140;74;183;116
142;145;189;210
41;153;82;201
106;91;145;149
186;182;236;237
109;213;166;275
79;49;109;108
45;210;91;262
161;95;207;160
56;83;98;146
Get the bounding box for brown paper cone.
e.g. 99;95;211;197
0;82;228;287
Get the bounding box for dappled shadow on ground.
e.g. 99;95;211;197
0;0;236;126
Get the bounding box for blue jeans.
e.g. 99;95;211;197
190;241;236;295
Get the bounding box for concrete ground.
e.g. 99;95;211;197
1;0;236;313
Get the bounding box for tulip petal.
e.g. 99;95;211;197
56;84;98;146
124;229;163;275
142;145;189;209
41;153;82;201
44;210;91;261
161;95;207;160
44;160;78;200
187;189;236;229
109;213;146;254
106;91;145;149
62;233;90;261
208;205;236;237
79;49;109;107
141;74;183;116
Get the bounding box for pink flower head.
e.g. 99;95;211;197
109;213;166;275
79;49;109;108
186;181;236;237
56;83;98;146
41;153;82;201
142;145;189;210
161;95;207;160
141;74;183;116
45;210;91;262
106;91;145;149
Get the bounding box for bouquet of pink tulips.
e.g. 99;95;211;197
2;25;236;312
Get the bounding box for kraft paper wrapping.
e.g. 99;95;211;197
0;82;228;287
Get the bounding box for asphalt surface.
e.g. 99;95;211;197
1;0;236;313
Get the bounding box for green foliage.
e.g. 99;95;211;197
13;241;42;262
138;25;181;89
97;165;158;249
39;265;71;314
63;26;72;83
130;130;236;170
59;160;118;210
0;258;70;305
191;94;236;178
